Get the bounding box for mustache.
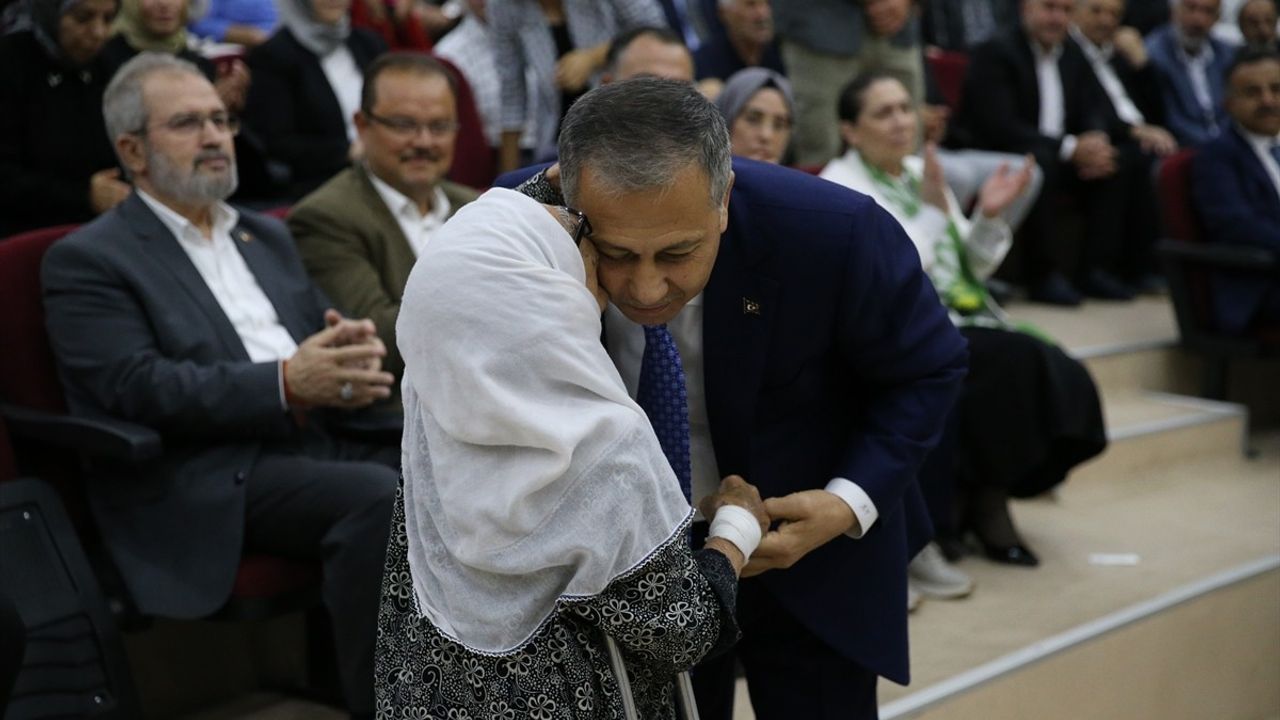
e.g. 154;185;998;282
399;149;443;162
193;149;232;167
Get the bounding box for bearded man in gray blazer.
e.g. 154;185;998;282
41;53;397;719
290;53;479;408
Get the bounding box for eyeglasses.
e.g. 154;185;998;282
137;112;241;137
563;206;592;246
364;110;460;138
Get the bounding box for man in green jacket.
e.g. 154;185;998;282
290;52;479;411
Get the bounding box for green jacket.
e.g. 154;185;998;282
289;165;479;406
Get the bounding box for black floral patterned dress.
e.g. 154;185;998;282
375;486;740;719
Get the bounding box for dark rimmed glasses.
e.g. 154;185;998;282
364;110;460;139
563;206;592;246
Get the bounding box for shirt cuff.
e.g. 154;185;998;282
1058;134;1079;162
824;478;878;539
277;360;289;412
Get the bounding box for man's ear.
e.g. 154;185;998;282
718;170;735;233
116;133;146;180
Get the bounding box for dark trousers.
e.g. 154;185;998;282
245;426;398;715
691;580;879;720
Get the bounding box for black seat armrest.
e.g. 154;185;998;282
1157;239;1280;275
0;403;162;464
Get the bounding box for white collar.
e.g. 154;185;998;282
368;169;451;225
136;189;239;243
1238;123;1280;151
1029;38;1064;61
1174;29;1215;63
1069;25;1113;62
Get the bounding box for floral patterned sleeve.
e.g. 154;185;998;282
515;169;566;205
566;528;741;684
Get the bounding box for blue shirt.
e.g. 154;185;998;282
189;0;277;42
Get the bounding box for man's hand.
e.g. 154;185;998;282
864;0;913;37
214;59;250;112
1112;27;1148;68
741;490;856;577
1071;131;1117;179
977;153;1036;219
921;104;949;144
920;143;950;214
285;312;394;408
555;45;606;92
1131;124;1178;157
89;168;130;214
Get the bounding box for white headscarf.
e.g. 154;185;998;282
397;188;691;653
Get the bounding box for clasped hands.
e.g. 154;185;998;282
697;475;858;578
283;309;395;409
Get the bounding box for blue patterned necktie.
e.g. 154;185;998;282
636;324;692;504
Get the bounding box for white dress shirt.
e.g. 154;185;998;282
137;190;299;408
1071;26;1146;127
319;44;362;141
367;172;452;257
1031;41;1079;161
1176;38;1217;120
1241;125;1280;202
604;297;878;538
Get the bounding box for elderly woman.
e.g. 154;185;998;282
821;73;1107;568
377;185;769;718
0;0;125;235
243;0;386;198
714;67;794;165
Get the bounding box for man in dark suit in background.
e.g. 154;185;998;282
955;0;1139;305
41;53;397;719
510;78;968;720
1239;0;1280;52
1191;48;1280;335
1145;0;1234;146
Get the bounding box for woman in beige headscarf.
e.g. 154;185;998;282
100;0;249;110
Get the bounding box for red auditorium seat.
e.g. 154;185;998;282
925;47;970;111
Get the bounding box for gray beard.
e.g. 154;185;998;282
147;145;239;205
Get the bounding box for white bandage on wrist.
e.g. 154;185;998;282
708;505;762;559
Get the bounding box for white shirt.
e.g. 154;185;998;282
1031;41;1079;161
319;44;362;141
1071;26;1146;127
1176;37;1217;119
367;172;452;257
137;190;298;408
604;297;878;538
1241;125;1280;202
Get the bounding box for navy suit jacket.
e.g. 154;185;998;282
1145;26;1233;147
41;193;331;618
1191;127;1280;334
501;159;968;683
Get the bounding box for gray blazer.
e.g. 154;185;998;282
41;193;329;619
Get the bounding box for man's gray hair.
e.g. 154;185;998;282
558;78;732;208
103;52;207;149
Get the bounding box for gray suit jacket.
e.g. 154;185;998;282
41;193;329;618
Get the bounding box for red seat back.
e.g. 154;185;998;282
1157;149;1204;244
438;55;498;190
0;225;78;414
926;48;970;111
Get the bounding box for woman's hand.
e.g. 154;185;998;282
555;44;607;92
920;143;950;214
699;475;769;537
578;235;607;312
214;59;250;113
977;153;1035;219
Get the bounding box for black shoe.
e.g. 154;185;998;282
1028;272;1082;307
980;541;1040;567
1079;270;1135;301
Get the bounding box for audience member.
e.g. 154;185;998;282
1146;0;1234;146
823;72;1106;570
693;0;784;83
187;0;276;47
654;0;705;50
714;67;792;163
40;53;398;716
435;0;530;153
100;0;251;112
348;0;438;51
1191;48;1280;334
1072;0;1175;288
1238;0;1278;50
921;0;1021;52
243;0;388;199
774;0;923;165
508;76;967;720
289;53;477;410
488;0;666;173
955;0;1141;306
604;24;695;82
0;0;126;237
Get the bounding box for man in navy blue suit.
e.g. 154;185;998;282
1191;47;1280;335
510;78;967;720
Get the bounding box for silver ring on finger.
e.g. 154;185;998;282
339;382;354;402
